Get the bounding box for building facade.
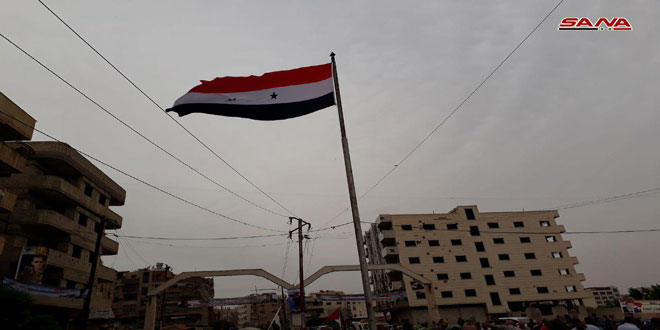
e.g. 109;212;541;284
585;287;621;306
0;135;125;324
364;205;594;324
237;293;281;328
112;264;214;329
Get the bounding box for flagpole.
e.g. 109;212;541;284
330;52;376;330
267;306;282;330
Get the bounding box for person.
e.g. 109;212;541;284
584;317;604;330
17;255;46;284
404;320;414;330
617;315;640;330
462;323;478;330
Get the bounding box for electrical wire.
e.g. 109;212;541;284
123;238;287;249
0;108;285;233
319;0;567;230
109;233;286;241
36;0;298;218
0;32;290;219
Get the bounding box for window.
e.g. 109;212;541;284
141;287;148;295
509;288;521;295
503;271;515;277
422;224;436;230
441;291;453;298
558;268;570;275
72;245;82;258
447;223;458;230
520;237;531;243
537;287;549;294
490;292;502;305
428;240;439;246
405;241;417;247
84;183;93;197
451;239;462;246
408;257;421;264
401;225;413;231
540;221;550;227
432;256;444;263
524;253;536;259
465;208;476;220
416;292;426;299
460;272;472;280
78;214;88;227
326;302;332;306
437;273;449;280
480;258;490;268
493;238;504;244
485;275;496;285
545;236;556;242
455;255;467;262
530;269;543;276
88;252;96;263
142;272;150;283
99;194;107;205
487;222;499;229
513;221;525;228
565;286;576;292
498;254;510;261
465;289;477;297
94;221;103;234
469;226;480;236
475;242;485;252
552;252;563;259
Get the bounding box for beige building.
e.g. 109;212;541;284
364;205;594;324
237;293;281;328
112;263;214;329
307;290;371;320
585;287;621;306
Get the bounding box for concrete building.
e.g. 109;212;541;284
112;264;214;329
0;92;36;254
237;293;280;328
364;205;594;324
307;290;370;320
585;287;621;306
0;112;125;326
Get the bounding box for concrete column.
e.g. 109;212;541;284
144;296;157;330
424;284;441;323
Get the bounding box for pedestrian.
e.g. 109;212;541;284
617;315;640;330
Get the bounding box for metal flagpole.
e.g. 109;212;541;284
330;52;376;330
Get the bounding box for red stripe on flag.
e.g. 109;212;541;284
190;63;332;94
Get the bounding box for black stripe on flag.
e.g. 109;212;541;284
167;92;335;121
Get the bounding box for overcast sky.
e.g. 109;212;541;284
1;0;659;297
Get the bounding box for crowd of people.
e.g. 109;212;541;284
398;314;660;330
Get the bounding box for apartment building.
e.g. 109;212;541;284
0;92;36;254
0;137;125;325
307;290;370;320
585;287;621;306
237;293;281;328
113;264;214;328
364;205;594;324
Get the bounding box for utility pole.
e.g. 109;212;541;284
80;218;106;330
160;264;170;330
288;217;310;330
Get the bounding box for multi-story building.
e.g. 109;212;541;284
0;117;125;327
237;293;281;328
364;205;594;324
112;264;214;329
0;92;36;254
307;290;370;320
585;287;621;306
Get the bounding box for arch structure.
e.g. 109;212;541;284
144;265;440;330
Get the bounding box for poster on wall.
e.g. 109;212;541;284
620;300;660;313
14;246;50;285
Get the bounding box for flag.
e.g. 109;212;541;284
267;307;282;330
167;63;335;120
323;308;342;328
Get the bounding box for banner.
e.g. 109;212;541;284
288;288;301;313
14;246;50;285
3;278;83;298
187;294;277;307
620;300;660;313
316;292;407;302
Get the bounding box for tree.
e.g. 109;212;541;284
628;284;660;300
0;286;62;330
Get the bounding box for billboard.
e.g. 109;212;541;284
14;246;50;285
620;300;660;313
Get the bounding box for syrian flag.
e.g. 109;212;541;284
323;308;342;328
267;307;282;330
167;63;335;121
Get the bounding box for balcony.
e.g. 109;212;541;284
0;175;122;228
0;92;36;141
101;236;119;255
390;280;404;290
378;230;395;243
0;143;27;174
381;246;398;257
0;189;16;213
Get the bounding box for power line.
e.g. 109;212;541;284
0;108;285;233
123;238;287;249
36;0;298;218
0;32;290;219
319;0;566;230
109;232;287;241
553;187;660;210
